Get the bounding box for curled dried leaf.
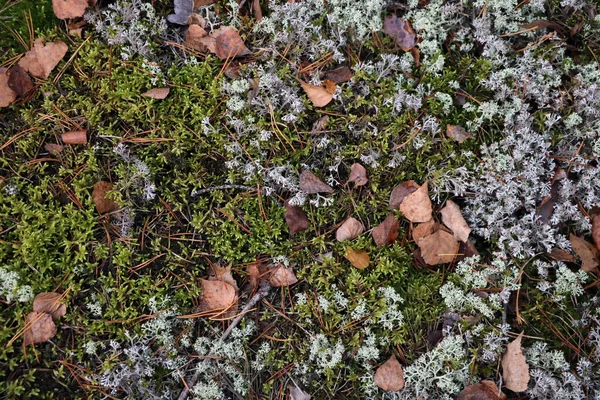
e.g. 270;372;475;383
501;332;530;392
209;264;238;291
374;355;405;391
300;80;336;107
44;143;64;154
569;234;599;272
185;25;216;53
299;170;333;194
0;68;18;107
7;65;34;97
549;247;576;263
440;200;471;242
93;181;118;214
345;247;370;269
336;217;365;242
62;130;87;144
284;200;310;235
372;213;399;247
399;181;432;223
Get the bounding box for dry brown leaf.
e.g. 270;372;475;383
209;264;238;291
289;386;311;400
336;217;365;242
62;130;87;144
456;380;504;400
185;25;216;53
23;312;57;346
213;26;252;59
33;292;66;319
399;181;432;223
345;247;370;269
412;219;436;243
374;355;405;391
53;0;89;19
92;181;118;214
446;125;473;143
347;163;368;186
67;20;86;37
323;66;353;84
311;115;329;133
284;200;310;235
187;13;207;27
252;0;262;20
44;143;64;154
7;65;34;97
593;215;600;251
18;39;68;79
194;0;214;6
418;230;459;265
299;170;333;194
269;264;298;287
0;68;18;107
389;180;420;210
142;87;170;99
569;234;599;272
440;200;471;242
549;248;576;263
199;279;237;312
501;332;530;392
372;213;399;247
383;15;415;51
299;80;336;107
246;263;262;291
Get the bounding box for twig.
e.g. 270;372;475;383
177;283;271;400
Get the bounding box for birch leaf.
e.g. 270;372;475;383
399;181;432;223
374;355;405;391
501;333;530;392
440;200;471;242
372;213;399;247
300;80;336;107
299;170;333;194
336;217;365;242
344;247;370;269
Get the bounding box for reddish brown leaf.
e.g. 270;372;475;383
412;219;436;243
23;312;57;346
456;380;504;400
67;20;86;37
418;230;459;265
187;13;207;27
374;355;405;391
185;25;216;53
440;200;471;242
389;180;419;210
0;68;17;107
209;264;238;291
336;217;365;241
299;80;336;107
501;332;530;392
53;0;89;19
7;65;33;97
569;234;599;272
142;87;170;99
44;143;64;154
213;26;252;59
592;215;600;251
446;125;473;143
284;200;310;235
299;170;333;194
372;213;399;247
345;247;370;269
252;0;262;20
92;181;118;214
62;130;87;144
247;263;262;291
269;264;298;287
33;292;66;319
199;279;237;312
399;181;433;223
347;163;368;186
549;248;576;263
194;0;214;7
323;66;353;84
383;15;415;51
18;39;68;79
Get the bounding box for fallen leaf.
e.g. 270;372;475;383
336;217;365;241
209;264;238;291
323;66;353;84
252;0;262;21
44;143;64;154
522;20;565;35
284;200;310;235
269;264;298;287
399;182;432;223
53;0;89;19
549;247;575;263
440;200;471;242
0;68;18;107
569;234;599;272
412;219;436;243
213;26;252;59
347;163;368;186
7;65;34;97
383;15;415;51
345;247;370;269
299;170;333;194
142;87;170;99
289;386;311;400
418;230;459;265
446;125;473;143
374;355;405;391
194;0;214;6
184;25;216;53
23;312;57;346
310;115;329;133
593;215;600;251
62;130;87;144
187;13;207;27
456;380;504;400
167;0;194;25
458;240;479;260
300;80;336;107
199;279;237;312
19;39;68;79
389;180;420;210
33;292;66;319
372;213;399;247
67;20;86;37
246;263;262;291
92;181;119;214
501;332;530;392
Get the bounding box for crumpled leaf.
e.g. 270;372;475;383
417;229;458;265
199;279;237;312
269;264;298;287
569;234;599;272
412;219;436;243
23;312;57;346
446;125;473;143
389;180;419;210
246;263;262;291
347;163;368;186
167;0;194;25
33;292;66;319
187;13;207;27
549;247;576;263
310;115;329;133
209;264;238;291
0;68;18;107
284;200;310;235
185;25;216;53
252;0;262;21
336;217;365;242
372;213;399;247
501;332;530;393
53;0;89;20
142;87;170;99
374;355;405;391
323;66;353;84
289;386;311;400
212;26;251;59
18;39;68;79
440;200;471;242
7;65;34;97
592;215;600;251
456;380;504;400
93;181;118;214
399;181;432;223
62;130;87;144
299;170;333;194
344;247;370;269
299;79;336;107
383;15;415;51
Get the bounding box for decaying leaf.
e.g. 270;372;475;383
0;68;18;107
345;247;370;269
289;386;311;400
569;234;599;272
323;66;353;84
167;0;194;25
383;15;415;51
372;213;399;247
440;200;471;242
246;263;262;291
93;181;119;214
412;219;436;243
389;180;420;210
336;217;365;242
347;163;368;186
209;264;238;291
310;115;329;133
199;279;237;312
374;355;405;391
593;215;600;251
501;332;530;393
284;200;310;235
252;0;262;21
213;26;252;59
185;25;216;53
549;247;576;263
53;0;89;20
62;130;87;144
399;181;433;223
7;65;34;97
187;13;207;27
446;125;473;143
67;19;86;37
269;264;298;287
142;87;170;99
299;79;336;107
417;229;459;265
33;292;67;319
18;39;68;79
299;170;333;194
23;312;57;346
456;380;504;400
44;143;64;155
194;0;214;7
